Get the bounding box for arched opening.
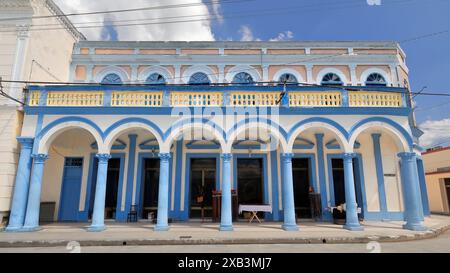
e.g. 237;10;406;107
101;73;123;84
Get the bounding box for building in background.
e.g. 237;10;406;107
422;147;450;214
0;0;84;224
6;40;430;232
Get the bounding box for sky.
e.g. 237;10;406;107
54;0;450;148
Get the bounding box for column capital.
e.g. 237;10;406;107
96;153;111;163
16;24;30;38
158;152;171;161
314;133;324;140
397;152;417;161
281;153;294;161
128;134;138;140
17;137;34;149
220;153;233;161
371;133;382;140
32;154;48;163
343;153;356;161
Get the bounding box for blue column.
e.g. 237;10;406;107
6;137;34;231
22;154;48;231
315;133;328;219
343;153;363;231
371;133;388;219
398;152;427;231
125;134;137;215
155;153;171;231
220;153;233;231
88;153;111;232
280;153;299;231
416;158;430;216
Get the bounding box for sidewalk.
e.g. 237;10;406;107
1;215;449;248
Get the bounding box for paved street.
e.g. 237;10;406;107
1;229;449;253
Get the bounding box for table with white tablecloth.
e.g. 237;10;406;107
238;204;272;223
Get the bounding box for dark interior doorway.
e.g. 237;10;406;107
292;158;312;218
331;158;363;218
237;158;264;219
141;158;160;219
445;178;450;210
89;157;121;220
190;158;216;219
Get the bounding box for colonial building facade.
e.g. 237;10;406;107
6;41;429;232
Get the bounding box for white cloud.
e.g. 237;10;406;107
238;25;254;41
419;118;450;147
54;0;216;41
269;30;294;41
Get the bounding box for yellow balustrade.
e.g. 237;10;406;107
46;92;104;106
289;92;342;107
170;92;222;106
349;91;402;107
28;91;40;106
230;92;280;106
111;92;163;107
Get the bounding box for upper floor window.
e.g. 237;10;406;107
232;72;254;84
189;72;210;85
279;73;298;84
146;73;166;84
101;73;122;84
321;73;343;86
365;73;387;86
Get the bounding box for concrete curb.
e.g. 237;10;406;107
0;223;449;248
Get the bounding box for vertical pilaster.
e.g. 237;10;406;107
6;137;34;231
398;152;427;231
343;153;363;231
88;153;111;232
218;65;225;83
280;153;299;231
371;133;388;219
306;64;314;84
22;154;48;231
124;134;137;217
8;24;30;102
315;133;328;219
349;64;358;86
155;153;171;231
220;153;233;231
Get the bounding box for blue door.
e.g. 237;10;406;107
59;158;83;221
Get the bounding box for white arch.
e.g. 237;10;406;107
360;67;391;86
138;66;174;84
38;121;104;154
103;122;163;153
272;68;304;83
225;122;288;153
348;121;410;152
225;65;262;83
94;66;130;83
287;122;351;152
163;123;226;153
181;65;218;84
315;67;349;85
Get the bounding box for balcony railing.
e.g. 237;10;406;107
26;88;406;108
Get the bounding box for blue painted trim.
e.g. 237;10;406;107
104;117;164;142
270;150;280;221
233;153;271;220
227;117;287;140
37;116;104;141
139;138;157;146
91;139;126;150
57;157;84;221
124;135;137;218
32;114;44;155
182;153;221;220
289;118;349;141
172;140;183;219
416;158;430;216
314;134;329;220
372;134;388;219
186;140;221;150
164;118;226;141
325;139;360;150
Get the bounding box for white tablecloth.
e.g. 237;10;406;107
238;204;272;214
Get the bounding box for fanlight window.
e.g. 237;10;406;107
365;73;387;86
279;73;298;84
232;72;254;84
146;73;166;84
101;73;122;84
321;73;343;86
189;72;210;84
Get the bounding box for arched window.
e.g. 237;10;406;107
365;73;387;86
232;72;254;84
146;73;166;84
101;73;122;84
189;72;210;84
321;73;343;86
279;73;298;84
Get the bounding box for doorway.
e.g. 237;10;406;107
190;158;216;219
59;158;83;221
140;158;160;219
237;158;264;204
445;178;450;211
292;158;312;218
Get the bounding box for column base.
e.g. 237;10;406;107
20;226;42;232
5;225;23;232
154;225;169;232
403;222;427;231
343;224;364;231
282;224;299;231
87;225;106;232
219;225;233;231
